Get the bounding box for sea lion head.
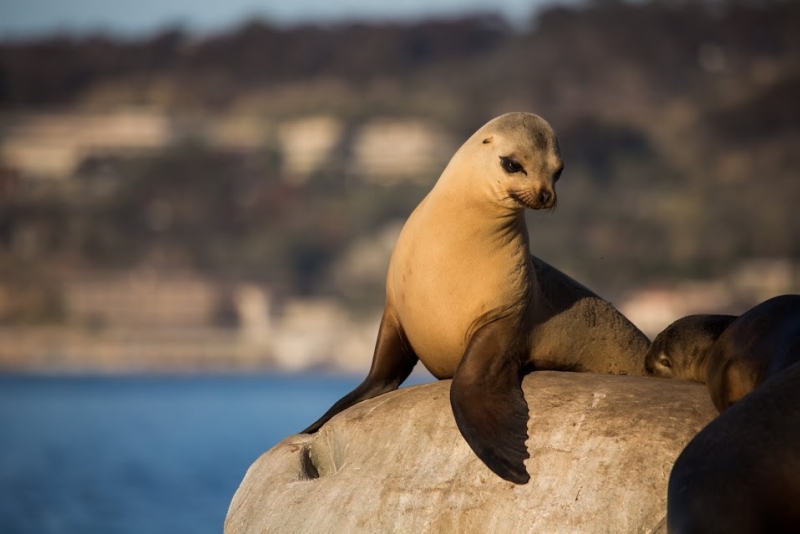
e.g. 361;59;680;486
454;112;563;211
644;314;737;381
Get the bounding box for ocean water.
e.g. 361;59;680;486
0;372;432;534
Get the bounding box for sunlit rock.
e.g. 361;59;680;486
226;371;715;534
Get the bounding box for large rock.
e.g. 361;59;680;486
225;372;715;534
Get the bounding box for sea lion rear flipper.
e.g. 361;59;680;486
300;310;418;434
450;319;530;484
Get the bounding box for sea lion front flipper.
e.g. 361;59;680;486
450;319;530;484
300;310;418;434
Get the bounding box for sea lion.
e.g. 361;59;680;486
667;360;800;534
301;112;651;484
644;314;737;381
645;294;800;412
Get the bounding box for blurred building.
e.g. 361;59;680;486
205;115;269;150
350;119;453;184
1;111;455;185
0;268;381;373
277;115;343;183
63;270;219;328
1;111;172;179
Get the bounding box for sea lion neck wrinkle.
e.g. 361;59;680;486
387;140;535;380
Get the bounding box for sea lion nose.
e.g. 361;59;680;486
538;190;552;206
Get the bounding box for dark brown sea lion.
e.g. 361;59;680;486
301;112;651;484
667;360;800;534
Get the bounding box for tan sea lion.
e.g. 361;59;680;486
644;314;737;382
645;294;800;412
301;112;651;484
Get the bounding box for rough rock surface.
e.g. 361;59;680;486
225;372;715;534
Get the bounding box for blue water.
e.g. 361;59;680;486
0;373;432;534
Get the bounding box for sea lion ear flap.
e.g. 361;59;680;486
482;136;493;144
450;319;530;484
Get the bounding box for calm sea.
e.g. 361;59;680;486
0;372;432;534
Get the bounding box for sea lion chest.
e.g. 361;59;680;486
387;200;530;378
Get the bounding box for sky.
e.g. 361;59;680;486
0;0;577;39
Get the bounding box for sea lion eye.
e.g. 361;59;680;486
553;166;563;183
500;156;525;175
658;357;672;368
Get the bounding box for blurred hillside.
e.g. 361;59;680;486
0;0;798;371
